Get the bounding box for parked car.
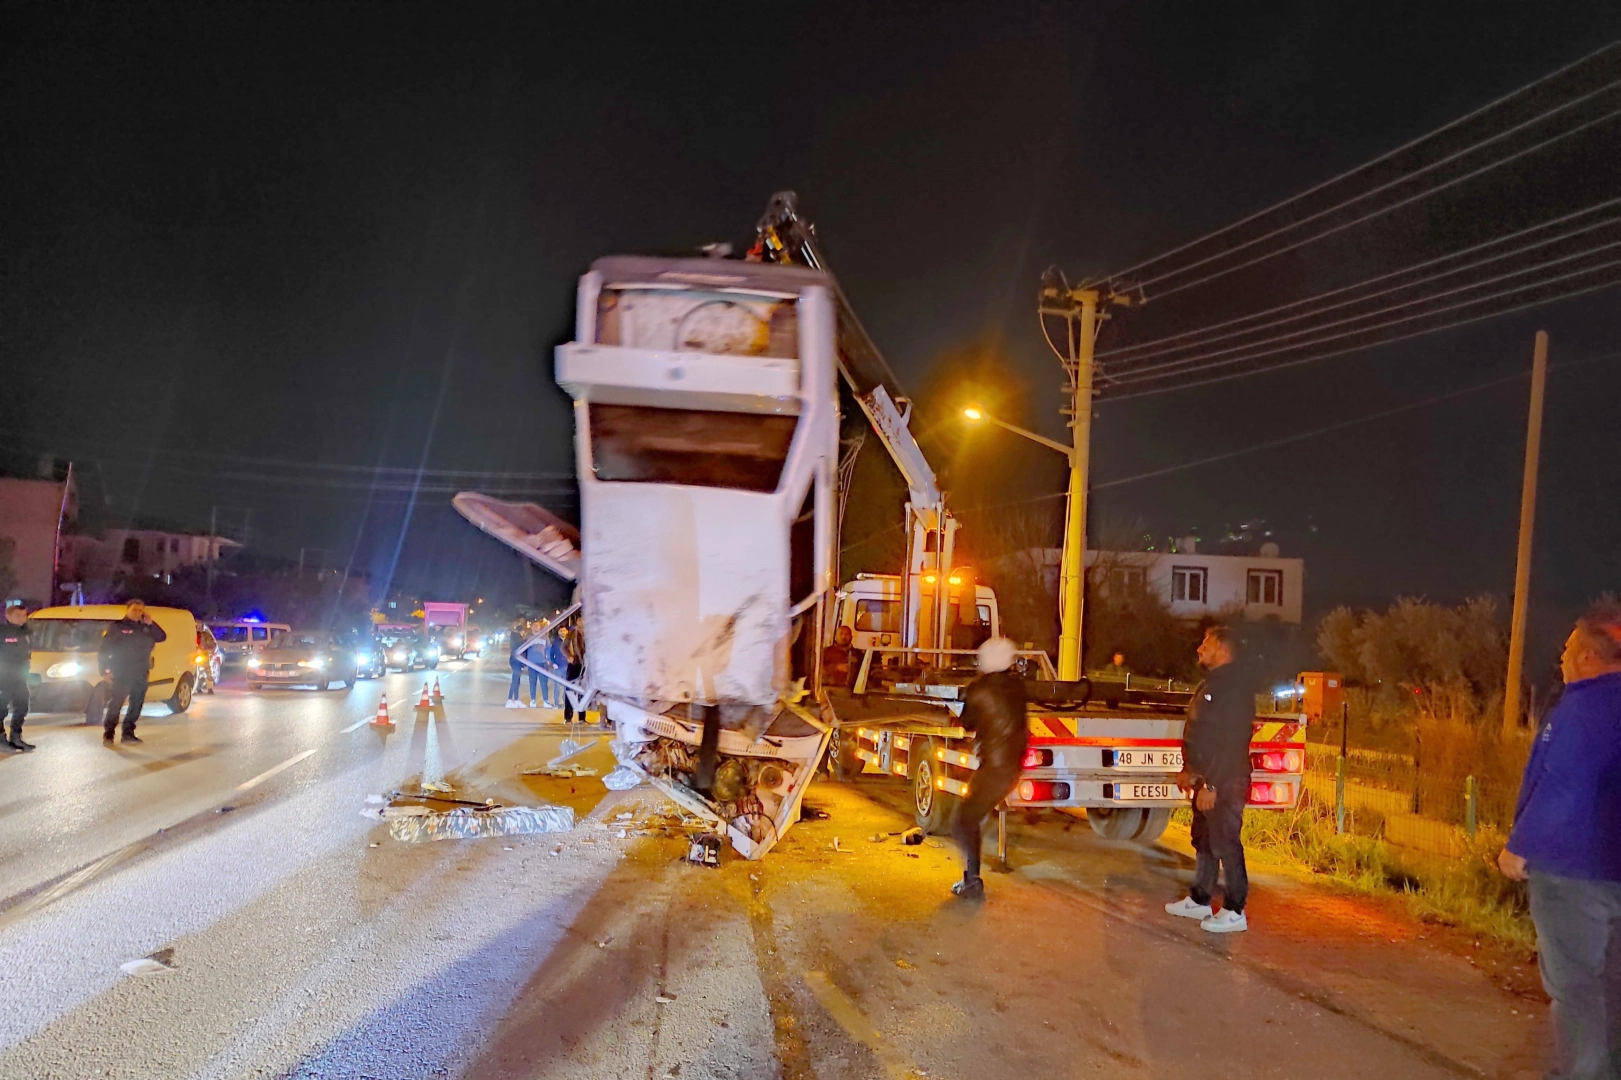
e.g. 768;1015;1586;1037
464;625;488;656
28;604;202;720
245;629;358;691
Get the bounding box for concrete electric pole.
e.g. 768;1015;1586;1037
1503;330;1549;733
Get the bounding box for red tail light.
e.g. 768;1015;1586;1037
1249;781;1295;804
1252;750;1304;773
1017;780;1071;803
1022;747;1053;769
1283;750;1302;773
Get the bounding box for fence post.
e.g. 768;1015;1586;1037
1335;754;1347;836
1465;775;1477;840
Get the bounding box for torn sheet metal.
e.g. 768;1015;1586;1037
388;804;575;843
452;493;581;582
605;696;829;859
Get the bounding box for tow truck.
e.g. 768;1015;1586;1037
455;192;1304;857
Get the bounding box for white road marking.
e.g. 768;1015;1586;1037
340;716;373;733
802;970;921;1079
237;748;319;792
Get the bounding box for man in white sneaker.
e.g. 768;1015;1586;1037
1166;625;1258;933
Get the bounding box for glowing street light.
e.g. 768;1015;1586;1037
962;406;984;421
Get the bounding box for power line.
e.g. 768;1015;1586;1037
1107;243;1621;380
1102;41;1620;284
1142;101;1621;302
1101;277;1621;400
1096;199;1621;361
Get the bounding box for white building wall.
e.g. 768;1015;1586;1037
1085;549;1305;625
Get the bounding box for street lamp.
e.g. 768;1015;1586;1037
961;404;1087;682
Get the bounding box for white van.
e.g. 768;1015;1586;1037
207;619;290;662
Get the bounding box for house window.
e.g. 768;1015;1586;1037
1247;569;1283;606
121;538;140;563
1172;566;1207;604
1106;567;1145;595
170;537;181;553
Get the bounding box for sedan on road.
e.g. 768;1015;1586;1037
379;634;439;673
245;630;358;691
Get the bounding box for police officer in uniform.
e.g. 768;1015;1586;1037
949;636;1028;900
0;606;34;751
98;600;166;745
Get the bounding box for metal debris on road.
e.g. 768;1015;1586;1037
900;827;925;846
388;803;574;843
602;764;643;789
523;763;598;778
687;832;723;867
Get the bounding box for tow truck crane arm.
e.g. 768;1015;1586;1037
750;191;942;510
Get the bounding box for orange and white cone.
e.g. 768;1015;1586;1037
370;695;394;727
430;677;443;704
416;683;431;709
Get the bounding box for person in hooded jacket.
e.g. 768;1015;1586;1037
0;606;34;751
949;636;1028;900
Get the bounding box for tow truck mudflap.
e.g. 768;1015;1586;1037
604;697;831;860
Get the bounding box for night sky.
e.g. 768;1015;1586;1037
4;3;1618;668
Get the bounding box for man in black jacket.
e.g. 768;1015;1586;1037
1166;625;1259;933
0;605;34;751
98;601;167;745
949;636;1028;900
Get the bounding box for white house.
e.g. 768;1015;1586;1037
1016;539;1305;625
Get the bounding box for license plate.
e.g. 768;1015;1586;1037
1115;783;1175;802
1113;748;1183;770
270;670;295;678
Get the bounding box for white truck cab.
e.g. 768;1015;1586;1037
831;573;999;654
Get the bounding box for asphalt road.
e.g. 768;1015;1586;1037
0;660;1550;1079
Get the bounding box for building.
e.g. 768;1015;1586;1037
1015;538;1305;625
0;464;78;606
61;527;241;596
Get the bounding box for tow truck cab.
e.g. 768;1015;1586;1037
830;573;999;655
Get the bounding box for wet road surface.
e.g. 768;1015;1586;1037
0;660;1548;1079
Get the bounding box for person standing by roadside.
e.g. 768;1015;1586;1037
1498;602;1621;1080
98;600;166;745
948;636;1028;900
0;605;34;751
505;619;535;709
560;621;586;722
1166;625;1259;933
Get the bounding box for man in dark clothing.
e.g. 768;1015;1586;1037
1166;625;1258;933
949;636;1028;900
1498;602;1621;1080
98;600;166;744
0;606;34;751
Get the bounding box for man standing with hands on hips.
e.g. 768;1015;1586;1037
99;600;166;745
1166;624;1258;933
1498;601;1621;1080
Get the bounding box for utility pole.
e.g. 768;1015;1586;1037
1038;283;1129;682
1503;330;1549;734
206;504;218;612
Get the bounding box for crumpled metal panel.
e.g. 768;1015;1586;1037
387;804;575;844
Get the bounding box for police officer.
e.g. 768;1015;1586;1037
0;605;34;752
1166;624;1261;933
949;636;1028;900
98;600;166;745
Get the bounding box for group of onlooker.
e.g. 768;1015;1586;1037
505;614;584;717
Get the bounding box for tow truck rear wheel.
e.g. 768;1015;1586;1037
1086;806;1172;843
827;728;863;781
911;737;957;835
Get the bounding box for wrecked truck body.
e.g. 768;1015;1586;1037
458;255;840;857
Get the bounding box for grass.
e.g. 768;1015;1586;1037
1177;794;1538;954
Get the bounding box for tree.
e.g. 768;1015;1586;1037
1316;596;1508;721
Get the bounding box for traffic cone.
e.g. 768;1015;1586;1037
416;683;431;709
430;677;443;704
370;695;394;728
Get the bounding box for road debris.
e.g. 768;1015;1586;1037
687;833;723;867
523;763;598;778
655;993;677;1003
389;803;574;843
900;827;924;846
894;958;916;970
120;948;176;977
602;764;643;790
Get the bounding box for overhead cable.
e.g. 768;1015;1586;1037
1096;198;1621;360
1102;41;1620;284
1100;278;1621;400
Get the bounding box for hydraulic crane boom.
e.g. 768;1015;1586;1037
750;191;954;656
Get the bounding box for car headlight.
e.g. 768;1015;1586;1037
391;650;406;661
248;656;263;668
297;656;327;669
427;645;440;657
46;661;83;679
356;650;372;662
